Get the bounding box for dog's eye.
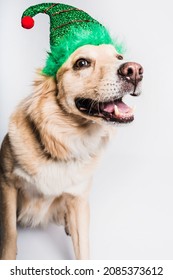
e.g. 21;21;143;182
117;54;123;60
73;59;91;70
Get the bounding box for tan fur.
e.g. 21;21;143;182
0;44;142;260
0;181;17;260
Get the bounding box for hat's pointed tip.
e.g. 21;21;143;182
21;16;35;29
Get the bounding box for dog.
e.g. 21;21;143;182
0;44;143;259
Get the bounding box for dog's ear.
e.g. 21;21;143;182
33;69;58;97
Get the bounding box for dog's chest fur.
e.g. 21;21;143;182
15;160;92;227
15;159;94;197
14;124;112;226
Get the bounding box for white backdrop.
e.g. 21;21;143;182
0;0;173;259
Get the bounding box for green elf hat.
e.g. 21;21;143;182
21;3;117;76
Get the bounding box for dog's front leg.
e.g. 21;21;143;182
0;182;18;260
66;195;90;260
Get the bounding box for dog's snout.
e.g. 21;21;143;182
118;62;143;85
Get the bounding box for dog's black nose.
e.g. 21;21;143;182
118;62;143;85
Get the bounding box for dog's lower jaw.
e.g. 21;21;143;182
56;97;103;129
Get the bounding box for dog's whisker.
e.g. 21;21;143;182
88;100;96;115
88;101;93;114
97;101;101;115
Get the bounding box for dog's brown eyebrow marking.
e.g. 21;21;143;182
26;116;52;160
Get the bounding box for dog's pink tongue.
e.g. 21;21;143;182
102;101;131;114
101;102;114;113
114;100;132;113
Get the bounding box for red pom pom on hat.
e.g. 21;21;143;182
21;16;34;29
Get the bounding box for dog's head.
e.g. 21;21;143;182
56;44;143;125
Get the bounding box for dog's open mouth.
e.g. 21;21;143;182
75;97;134;123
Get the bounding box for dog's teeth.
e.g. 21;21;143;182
114;105;120;116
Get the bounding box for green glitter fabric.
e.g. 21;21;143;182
22;3;123;76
